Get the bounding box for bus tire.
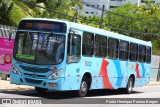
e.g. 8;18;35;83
126;77;134;94
35;87;48;94
78;76;88;97
118;77;134;94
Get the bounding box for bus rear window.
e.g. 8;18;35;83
18;20;67;33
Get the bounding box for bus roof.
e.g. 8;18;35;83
21;18;152;47
70;22;152;47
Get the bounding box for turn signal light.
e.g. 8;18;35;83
48;83;58;87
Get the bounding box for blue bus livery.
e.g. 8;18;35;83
10;18;152;97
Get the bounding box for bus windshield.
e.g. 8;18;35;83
13;20;66;65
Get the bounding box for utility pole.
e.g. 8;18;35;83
137;0;140;7
99;5;105;29
75;8;78;23
107;0;110;11
72;7;79;23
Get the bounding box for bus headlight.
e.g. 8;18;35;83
11;65;21;75
48;70;63;80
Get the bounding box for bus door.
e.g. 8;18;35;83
65;30;82;90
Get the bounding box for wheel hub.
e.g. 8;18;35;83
128;80;133;92
81;81;87;92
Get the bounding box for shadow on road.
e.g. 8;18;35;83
0;88;143;99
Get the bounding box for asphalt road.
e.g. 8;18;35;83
0;85;160;106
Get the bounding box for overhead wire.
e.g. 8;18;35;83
21;0;158;37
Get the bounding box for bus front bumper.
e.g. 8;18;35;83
10;72;64;90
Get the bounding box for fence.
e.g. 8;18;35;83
151;55;160;81
0;24;16;38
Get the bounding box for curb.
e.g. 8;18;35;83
147;81;160;86
0;88;34;92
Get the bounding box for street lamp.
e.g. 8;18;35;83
72;7;79;23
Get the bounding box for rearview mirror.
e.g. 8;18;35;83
72;36;77;45
69;30;77;45
69;30;75;35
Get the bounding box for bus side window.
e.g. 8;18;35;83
67;33;81;63
146;46;151;63
119;40;129;60
129;43;138;61
138;45;146;62
82;32;94;57
95;34;107;57
108;38;119;59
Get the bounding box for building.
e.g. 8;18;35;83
79;0;109;17
79;0;160;16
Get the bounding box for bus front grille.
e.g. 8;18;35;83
24;73;46;78
25;78;43;84
19;65;51;73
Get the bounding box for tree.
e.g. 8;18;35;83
104;3;140;36
0;0;33;26
0;0;82;26
31;0;82;20
104;1;160;54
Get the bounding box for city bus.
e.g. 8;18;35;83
10;18;152;97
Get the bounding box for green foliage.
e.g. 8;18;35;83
12;0;35;16
7;2;32;26
80;15;100;28
104;2;160;55
0;0;13;25
0;0;82;26
0;0;33;26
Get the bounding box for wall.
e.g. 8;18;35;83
151;55;160;81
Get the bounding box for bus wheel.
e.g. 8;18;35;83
118;77;134;94
78;76;88;97
35;87;48;94
126;77;134;94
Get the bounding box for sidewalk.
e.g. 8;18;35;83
0;77;34;91
147;81;160;86
0;77;160;91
